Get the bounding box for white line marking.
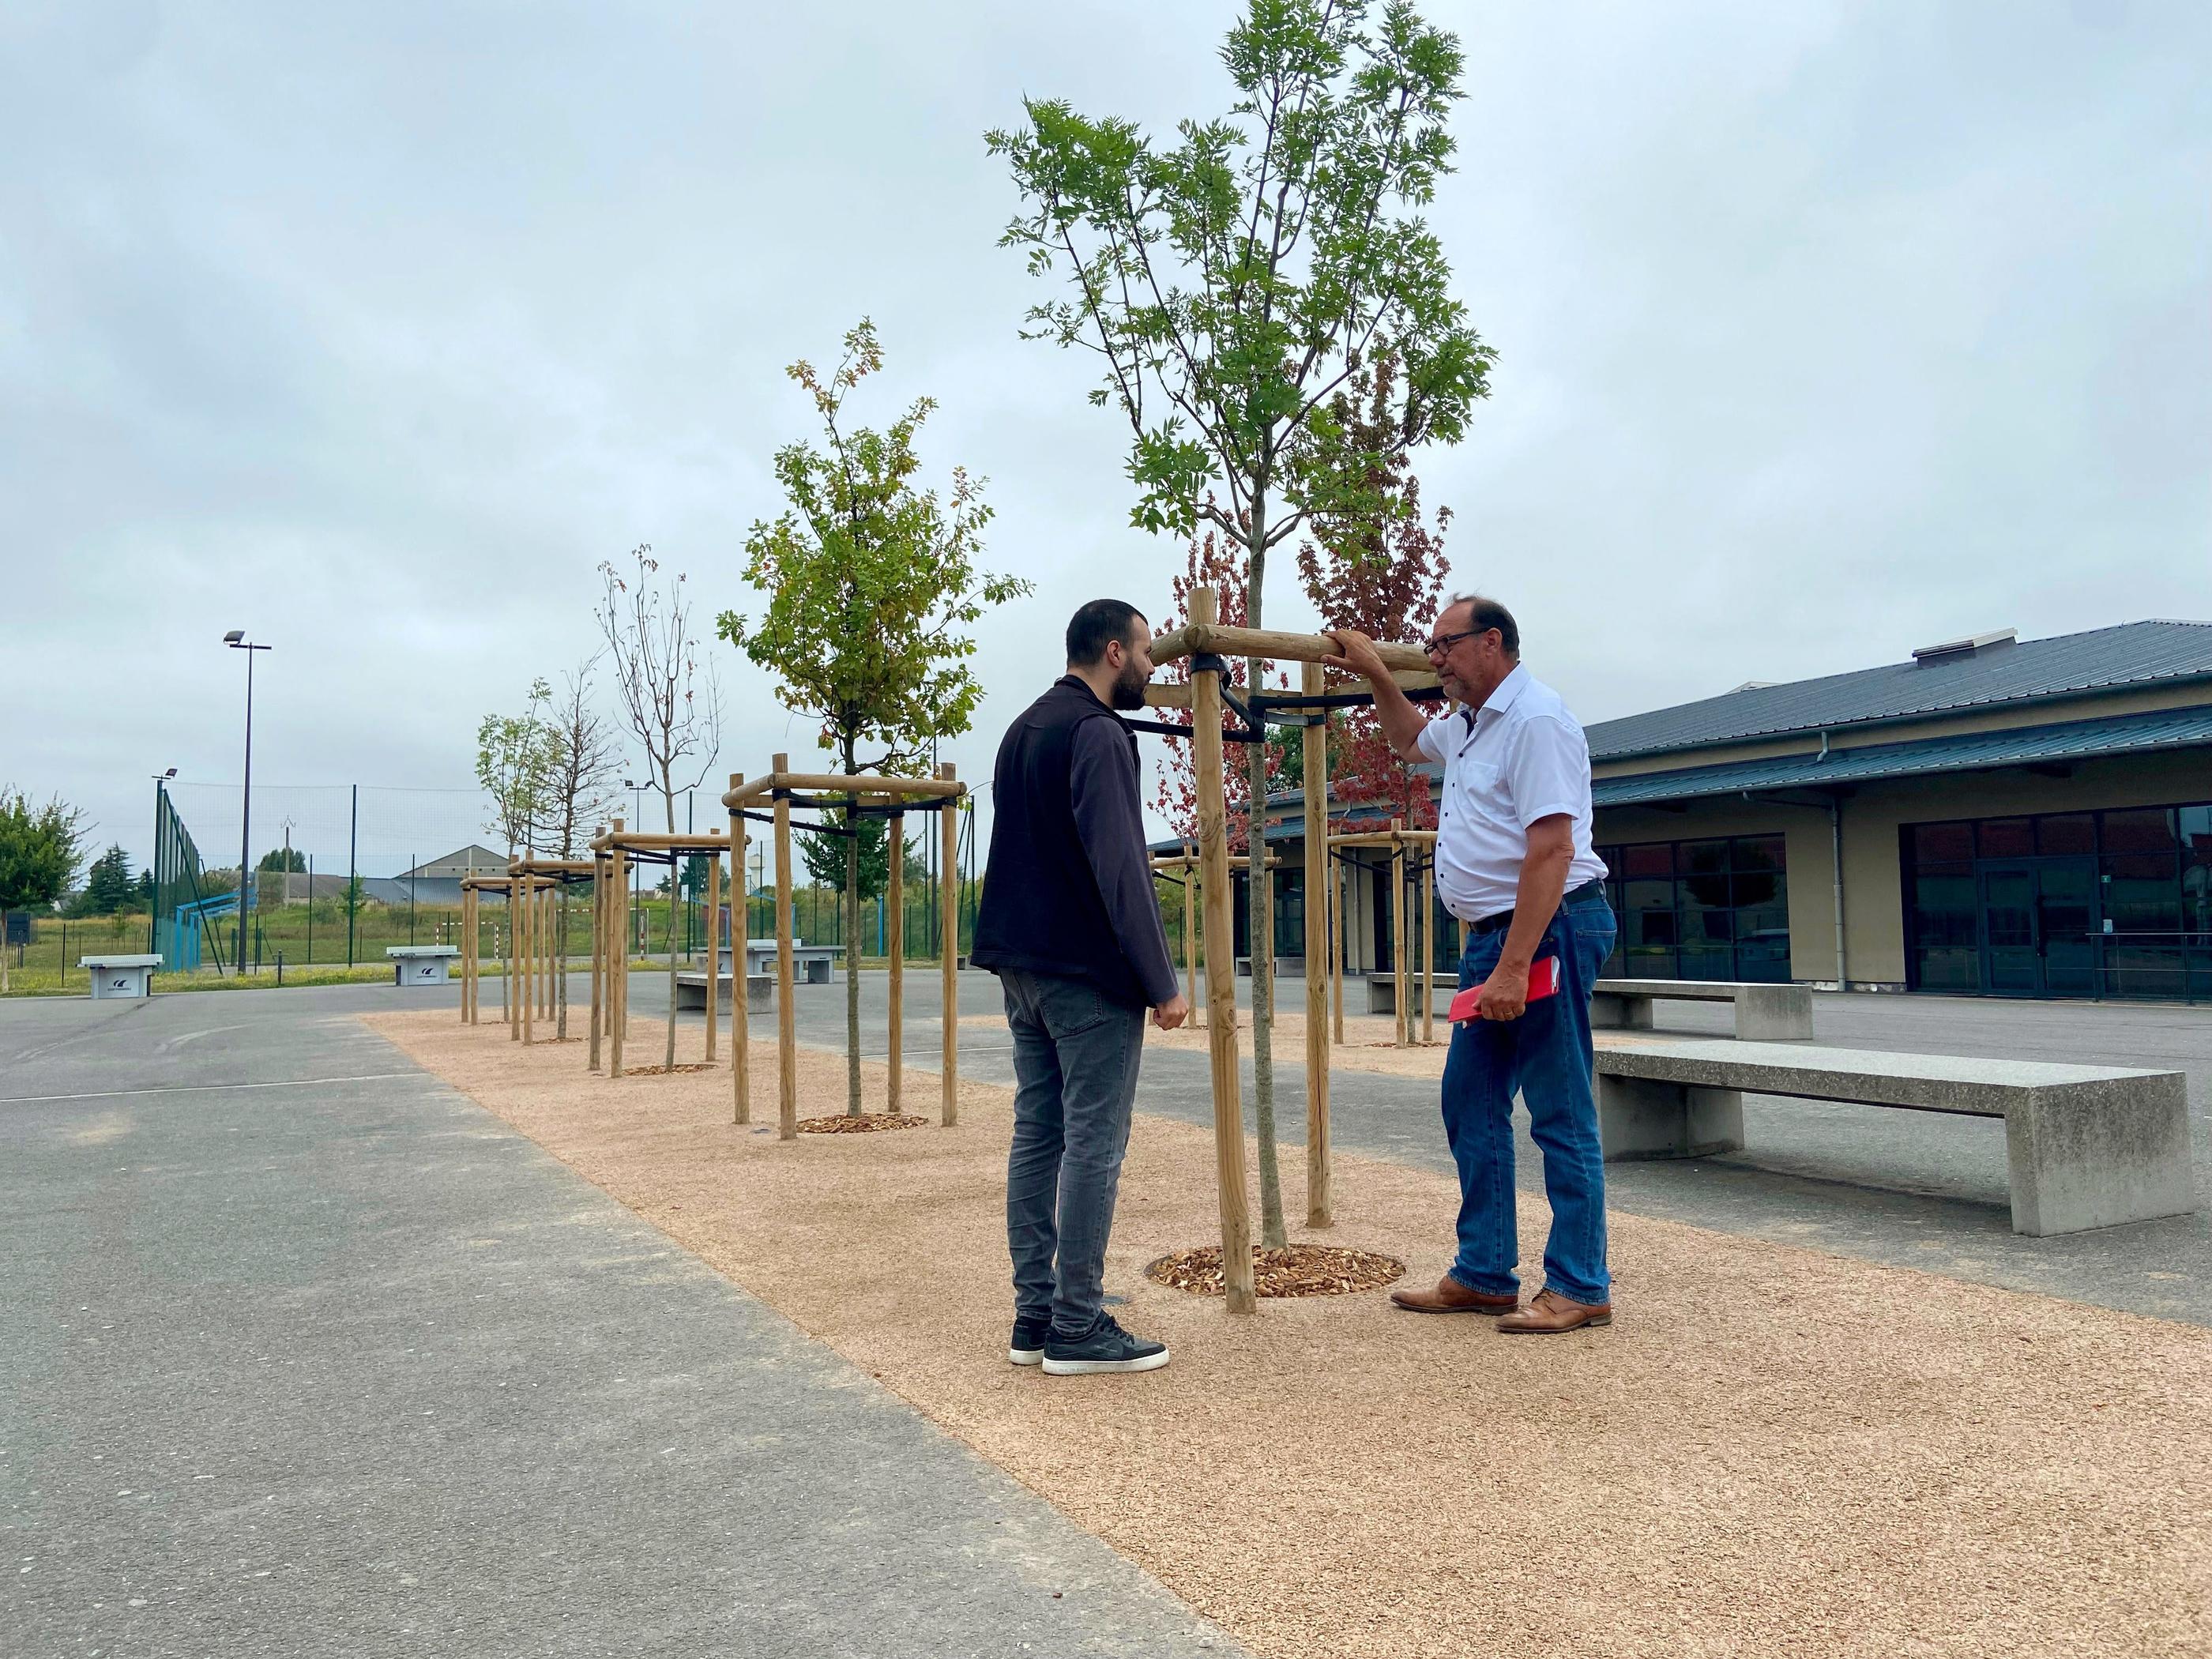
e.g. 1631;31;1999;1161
0;1071;424;1106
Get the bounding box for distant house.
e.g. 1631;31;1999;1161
359;845;511;910
403;845;509;879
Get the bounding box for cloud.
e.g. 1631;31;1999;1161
2;0;2205;872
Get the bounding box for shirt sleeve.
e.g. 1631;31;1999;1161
1506;714;1593;828
1069;718;1183;1007
1414;715;1454;764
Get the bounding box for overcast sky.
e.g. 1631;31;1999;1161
4;1;2206;877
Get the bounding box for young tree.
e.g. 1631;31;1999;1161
599;545;726;1067
0;788;88;913
476;681;559;1025
71;845;137;917
719;319;1032;1114
544;657;624;1037
991;0;1492;1245
1297;346;1452;833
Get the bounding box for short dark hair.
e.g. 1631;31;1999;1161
1446;592;1520;656
1066;599;1144;667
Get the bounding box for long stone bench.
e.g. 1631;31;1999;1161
1592;978;1812;1041
1364;973;1813;1040
724;941;840;984
675;971;773;1013
1364;973;1452;1017
1593;1036;2193;1236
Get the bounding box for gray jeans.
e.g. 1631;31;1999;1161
999;969;1146;1337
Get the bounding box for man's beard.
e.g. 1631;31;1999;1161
1109;656;1149;710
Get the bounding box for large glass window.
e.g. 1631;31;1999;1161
1595;835;1790;982
1902;798;2212;1000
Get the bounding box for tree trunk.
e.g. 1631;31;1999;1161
843;734;863;1115
1245;505;1288;1249
663;788;679;1070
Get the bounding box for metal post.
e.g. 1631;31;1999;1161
346;784;358;967
237;647;254;974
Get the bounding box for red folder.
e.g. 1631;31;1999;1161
1448;954;1559;1023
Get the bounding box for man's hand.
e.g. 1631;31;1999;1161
1319;627;1391;683
1476;959;1530;1021
1320;628;1429;760
1152;994;1190;1031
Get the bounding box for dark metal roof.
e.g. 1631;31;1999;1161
1592;705;2212;809
1586;620;2212;762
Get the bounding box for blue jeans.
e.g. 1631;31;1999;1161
999;969;1146;1337
1439;890;1618;1307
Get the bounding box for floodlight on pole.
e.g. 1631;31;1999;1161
225;632;272;976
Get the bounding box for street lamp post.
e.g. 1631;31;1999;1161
224;632;271;976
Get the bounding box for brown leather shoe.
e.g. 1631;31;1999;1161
1390;1274;1519;1315
1497;1287;1612;1334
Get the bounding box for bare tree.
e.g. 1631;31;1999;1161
546;656;624;1037
596;544;725;1067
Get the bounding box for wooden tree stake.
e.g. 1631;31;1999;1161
773;756;798;1139
887;811;904;1116
1301;660;1332;1228
938;762;960;1127
730;777;749;1123
1191;589;1255;1314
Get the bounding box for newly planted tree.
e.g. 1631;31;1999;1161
719;319;1031;1115
598;546;726;1066
476;680;559;1023
991;0;1492;1243
545;657;624;1036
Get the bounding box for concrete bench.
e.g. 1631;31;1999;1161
1364;973;1454;1017
675;971;773;1014
1236;956;1304;978
1593;1036;2193;1236
81;954;160;999
1592;978;1812;1041
387;944;460;986
727;941;839;984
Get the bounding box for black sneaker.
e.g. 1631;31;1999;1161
1040;1314;1169;1376
1009;1315;1051;1367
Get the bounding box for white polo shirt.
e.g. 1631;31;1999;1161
1415;664;1609;923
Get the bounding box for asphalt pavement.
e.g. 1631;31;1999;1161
1;984;1242;1658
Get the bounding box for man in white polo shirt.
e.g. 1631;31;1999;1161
1324;596;1618;1334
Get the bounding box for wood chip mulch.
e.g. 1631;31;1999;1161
795;1112;930;1135
1146;1243;1408;1298
617;1063;715;1077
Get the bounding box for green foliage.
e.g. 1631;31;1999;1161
68;844;138;917
0;788;88;912
795;814;931;903
717;319;1033;773
988;0;1492;573
475;679;560;854
257;846;307;872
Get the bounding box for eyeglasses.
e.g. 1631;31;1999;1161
1423;626;1488;657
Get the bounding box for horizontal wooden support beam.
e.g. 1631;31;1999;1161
586;830;731;854
1149;621;1431;675
1143;669;1439;712
719;773;965;810
1327;830;1439;847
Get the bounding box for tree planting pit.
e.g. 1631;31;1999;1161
796;1112;929;1135
1146;1243;1406;1298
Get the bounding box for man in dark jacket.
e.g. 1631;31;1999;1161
973;599;1188;1376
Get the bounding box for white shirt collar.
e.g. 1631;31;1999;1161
1462;663;1529;730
